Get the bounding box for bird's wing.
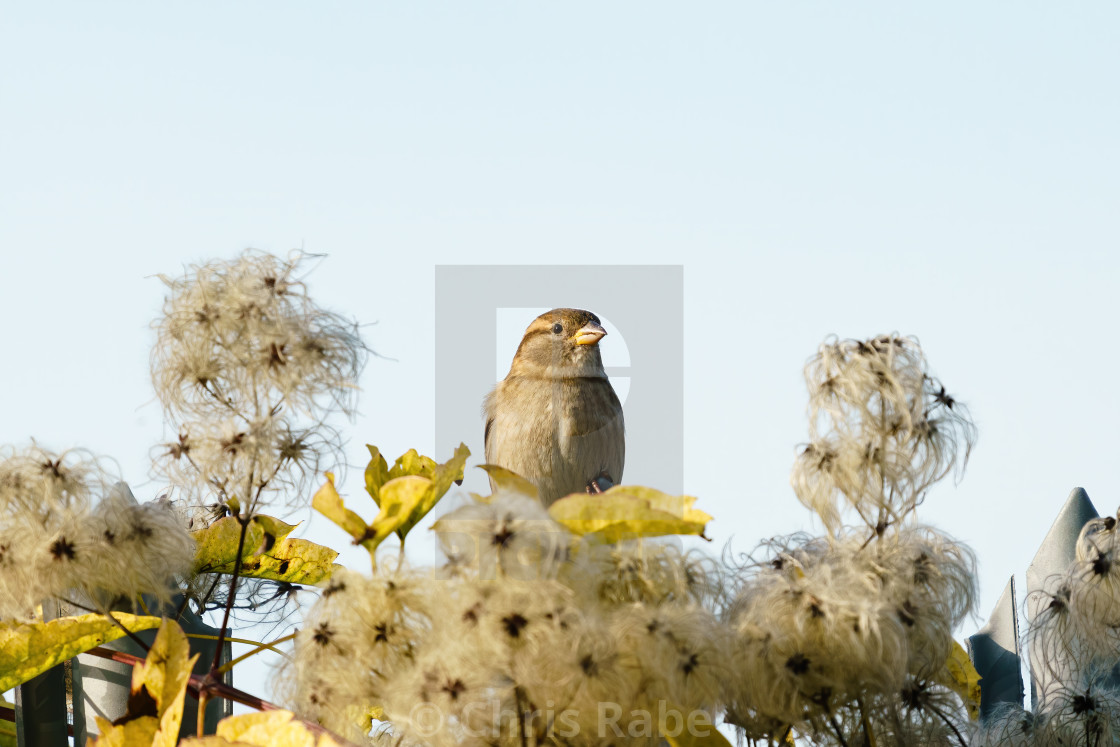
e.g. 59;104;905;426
560;377;625;487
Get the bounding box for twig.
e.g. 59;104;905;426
827;713;850;747
197;690;209;738
515;686;529;747
856;696;877;747
214;631;297;674
62;598;152;652
211;514;251;672
927;703;967;747
178;575;222;621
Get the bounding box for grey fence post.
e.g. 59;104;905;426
14;665;69;747
1024;487;1098;710
968;487;1104;721
15;600;70;746
13;601;232;745
967;576;1023;719
72;601;232;740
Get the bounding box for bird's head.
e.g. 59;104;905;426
509;308;609;378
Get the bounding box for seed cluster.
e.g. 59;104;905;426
150;250;367;517
282;493;725;745
0;446;194;618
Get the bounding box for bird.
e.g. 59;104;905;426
484;308;625;506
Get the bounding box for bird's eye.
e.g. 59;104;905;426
551;323;563;334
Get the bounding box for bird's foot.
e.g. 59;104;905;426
585;471;614;494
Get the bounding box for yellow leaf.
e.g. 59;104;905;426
0;613;162;692
214;710;341;747
89;715;159;747
192;515;297;574
363;445;390;506
661;707;733;747
317;447;470;556
395;443;470;538
388;449;439;481
311;473;374;551
372;475;431;543
210;537;339;585
477;464;539;499
131;619;199;747
549;486;712;542
333;703;384;739
616;487;713;528
938;639;982;720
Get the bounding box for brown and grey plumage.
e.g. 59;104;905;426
484;308;625;506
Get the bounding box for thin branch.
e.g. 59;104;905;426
214;631;297;674
194;574;225;615
211;514;251;672
197;690;209;738
827;713;850;747
857;696;878;747
927;703;967;747
60;598;151;652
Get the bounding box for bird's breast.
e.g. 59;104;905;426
485;374;624;505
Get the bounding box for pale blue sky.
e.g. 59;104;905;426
3;0;1120;704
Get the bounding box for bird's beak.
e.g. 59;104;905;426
573;321;607;346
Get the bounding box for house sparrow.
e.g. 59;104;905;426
484;308;625;506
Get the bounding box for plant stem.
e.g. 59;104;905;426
928;704;967;747
179;574;223;620
197;691;209;737
827;713;850;747
213;632;298;674
857;697;877;747
515;686;529;747
211;514;251;673
62;599;153;652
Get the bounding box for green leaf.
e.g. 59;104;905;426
209;536;340;585
192;514;298;574
0;612;163;692
548;486;712;542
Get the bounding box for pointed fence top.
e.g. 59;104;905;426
1026;487;1097;593
968;576;1023;719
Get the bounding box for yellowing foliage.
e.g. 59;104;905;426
0;612;162;692
89;618;198;747
549;486;712;542
314;445;470;562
